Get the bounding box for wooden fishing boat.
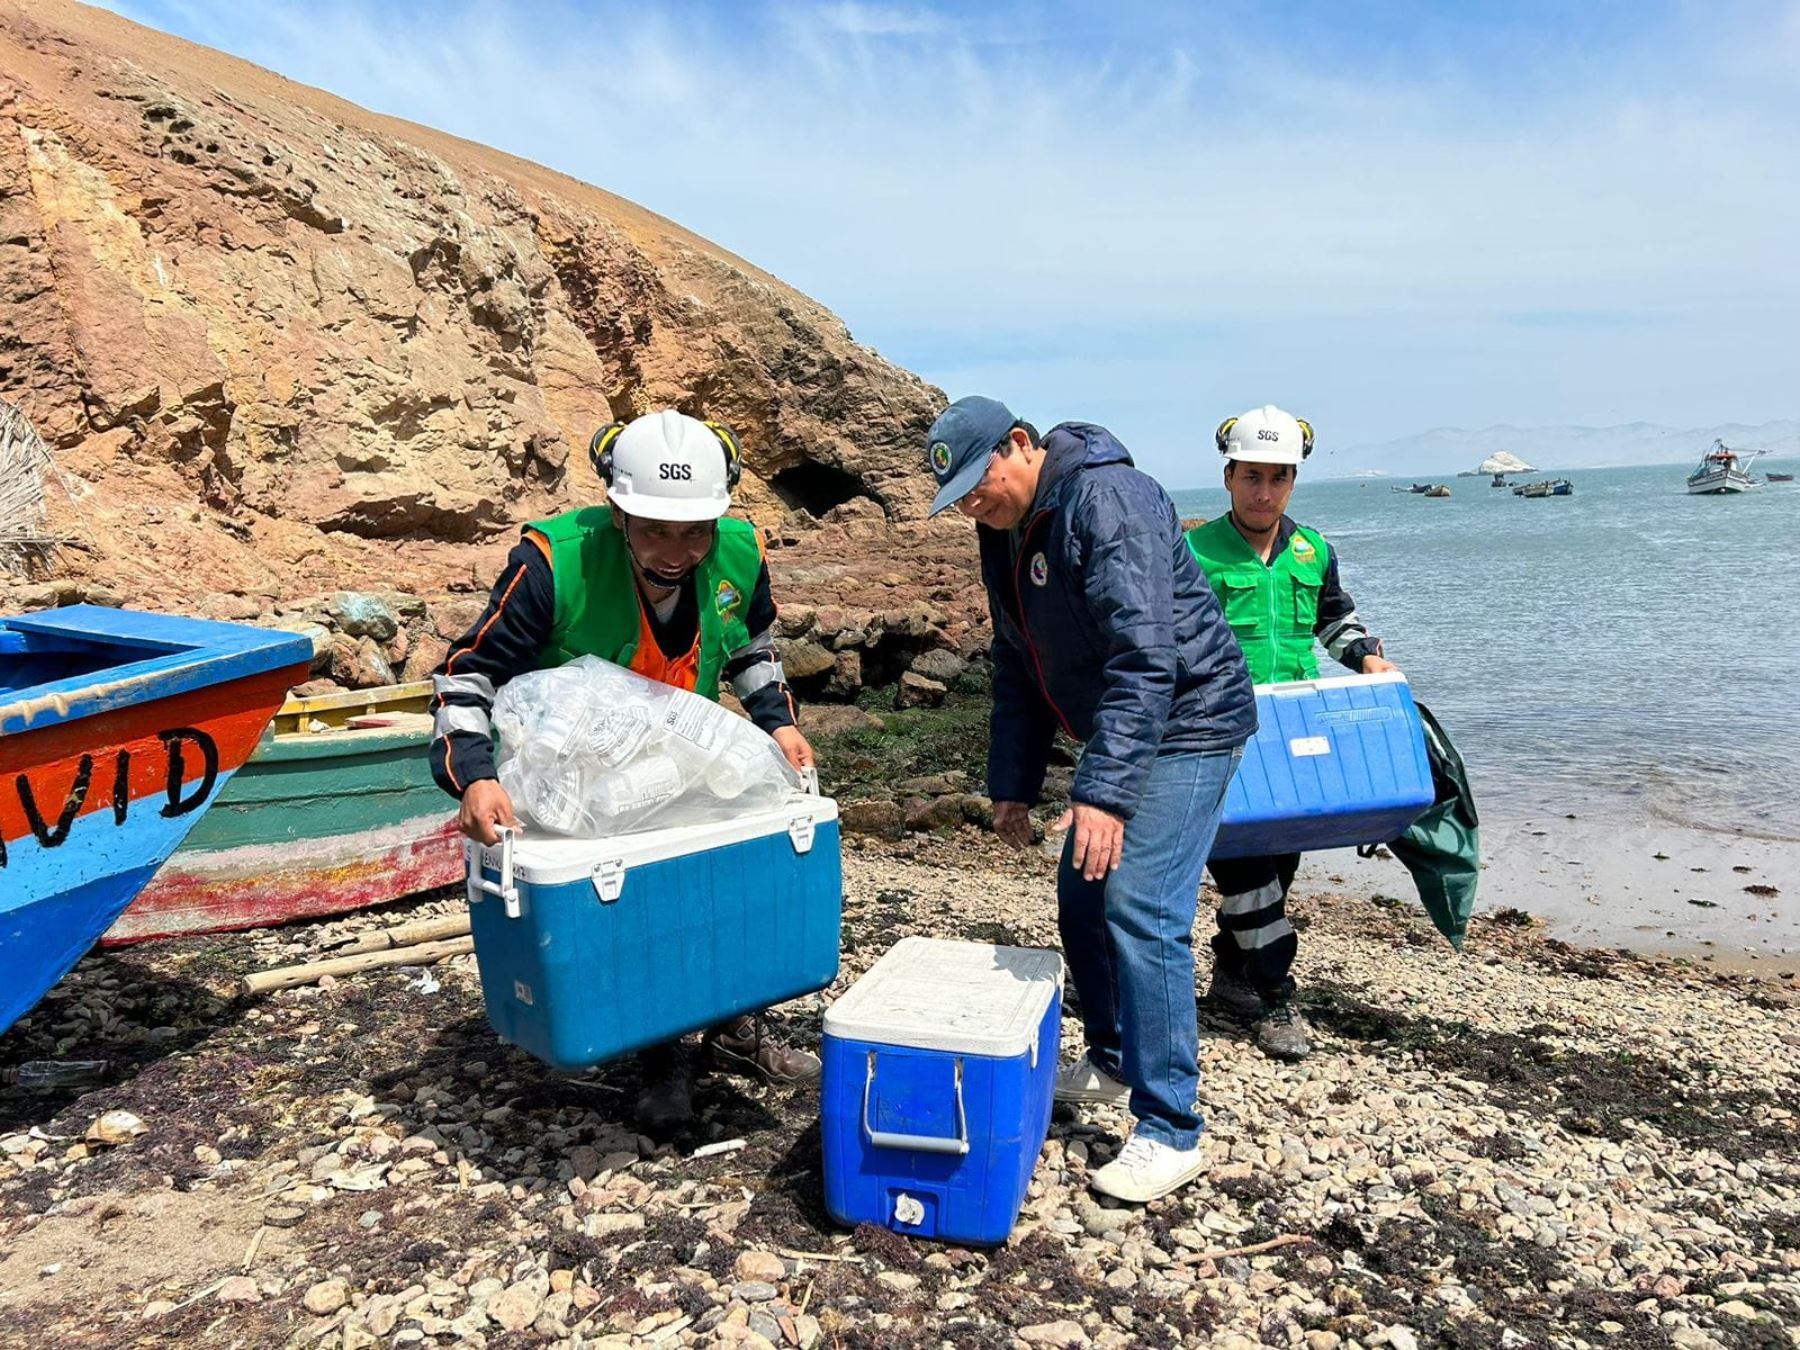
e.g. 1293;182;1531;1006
1514;478;1573;498
1;606;310;1033
108;681;462;944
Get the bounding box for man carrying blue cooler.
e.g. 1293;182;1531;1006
430;409;822;1134
925;396;1257;1203
1186;406;1399;1061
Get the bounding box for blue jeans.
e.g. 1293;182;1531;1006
1057;747;1240;1149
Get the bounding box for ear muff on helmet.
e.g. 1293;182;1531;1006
1214;417;1238;457
703;419;745;490
587;417;745;489
1296;418;1315;459
589;422;627;485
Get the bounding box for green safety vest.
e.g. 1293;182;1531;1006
1185;515;1332;684
528;506;762;700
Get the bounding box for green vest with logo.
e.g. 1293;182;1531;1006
1185;515;1332;684
528;506;762;699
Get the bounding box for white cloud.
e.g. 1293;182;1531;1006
97;1;1800;480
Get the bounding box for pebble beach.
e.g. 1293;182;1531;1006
3;830;1796;1350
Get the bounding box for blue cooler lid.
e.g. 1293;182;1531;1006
824;937;1063;1058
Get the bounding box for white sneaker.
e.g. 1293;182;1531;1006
1053;1059;1131;1106
1089;1129;1208;1203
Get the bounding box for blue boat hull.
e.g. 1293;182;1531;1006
1;607;311;1036
2;864;161;1032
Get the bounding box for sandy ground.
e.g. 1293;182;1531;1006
1306;811;1800;971
1;829;1797;1350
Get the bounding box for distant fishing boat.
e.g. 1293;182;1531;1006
1;607;309;1033
1514;478;1573;498
1767;472;1794;483
109;681;460;944
1687;440;1760;495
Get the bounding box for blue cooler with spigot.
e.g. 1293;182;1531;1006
821;938;1063;1245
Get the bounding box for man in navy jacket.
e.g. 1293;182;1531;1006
925;395;1256;1202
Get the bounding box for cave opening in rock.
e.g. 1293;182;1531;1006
769;459;873;517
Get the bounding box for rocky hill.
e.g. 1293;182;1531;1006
1;0;984;698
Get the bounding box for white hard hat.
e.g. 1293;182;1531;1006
587;410;743;521
1216;405;1313;466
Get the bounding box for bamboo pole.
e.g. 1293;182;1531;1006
326;913;472;955
241;936;474;996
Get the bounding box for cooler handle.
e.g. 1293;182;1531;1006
1269;680;1319;697
787;766;822;853
469;826;521;919
862;1052;970;1157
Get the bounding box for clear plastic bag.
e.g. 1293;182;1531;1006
492;655;804;838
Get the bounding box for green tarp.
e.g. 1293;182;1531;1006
1368;701;1480;949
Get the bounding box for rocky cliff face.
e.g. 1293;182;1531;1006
1;0;975;694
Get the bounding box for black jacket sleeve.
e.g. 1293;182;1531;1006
722;562;800;736
428;539;555;798
1313;545;1382;672
985;600;1059;805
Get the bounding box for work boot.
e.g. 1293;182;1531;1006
634;1051;695;1134
1253;1002;1312;1061
1204;959;1265;1022
704;1015;821;1085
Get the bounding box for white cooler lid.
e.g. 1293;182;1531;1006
1253;669;1408;696
824;937;1064;1058
491;792;839;883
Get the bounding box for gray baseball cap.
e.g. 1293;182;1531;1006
925;395;1016;517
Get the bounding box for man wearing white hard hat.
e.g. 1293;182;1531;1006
430;409;820;1131
1186;406;1398;1060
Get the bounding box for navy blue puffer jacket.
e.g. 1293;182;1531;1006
980;423;1257;817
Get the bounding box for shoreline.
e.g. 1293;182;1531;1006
2;828;1796;1349
1304;808;1800;973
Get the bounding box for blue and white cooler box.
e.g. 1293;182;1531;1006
464;789;842;1071
822;937;1063;1246
1212;671;1434;860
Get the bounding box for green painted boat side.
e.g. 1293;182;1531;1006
168;721;444;852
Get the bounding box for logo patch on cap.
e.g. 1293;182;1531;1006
930;441;953;476
1029;553;1049;587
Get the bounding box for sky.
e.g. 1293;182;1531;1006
90;0;1800;485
